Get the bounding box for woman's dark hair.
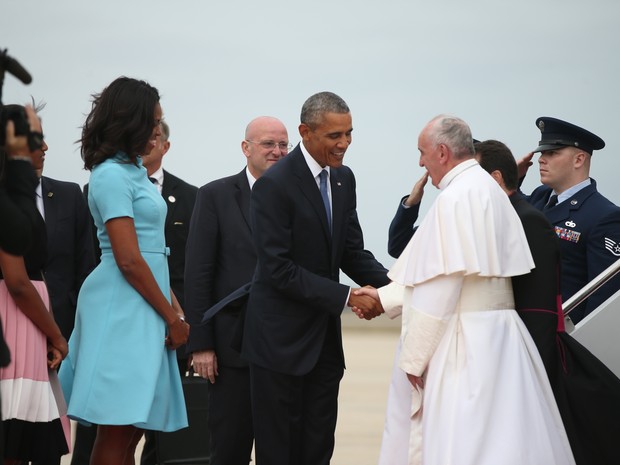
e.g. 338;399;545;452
80;77;160;170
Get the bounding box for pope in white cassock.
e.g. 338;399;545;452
356;115;575;465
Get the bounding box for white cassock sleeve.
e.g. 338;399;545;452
398;274;464;376
377;282;405;319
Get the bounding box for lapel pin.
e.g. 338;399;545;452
337;182;341;186
168;195;176;203
570;200;577;205
47;192;54;198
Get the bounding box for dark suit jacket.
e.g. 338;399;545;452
0;159;39;256
41;176;96;340
510;193;561;363
185;169;255;367
525;179;620;323
242;146;389;376
161;170;197;308
510;192;560;310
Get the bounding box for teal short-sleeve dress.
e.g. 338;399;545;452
59;153;188;432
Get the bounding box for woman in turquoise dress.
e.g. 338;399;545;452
59;77;189;464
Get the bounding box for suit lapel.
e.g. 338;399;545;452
162;170;176;225
41;177;57;241
234;170;252;230
330;168;345;247
290;150;332;239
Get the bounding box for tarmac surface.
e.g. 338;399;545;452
61;312;401;465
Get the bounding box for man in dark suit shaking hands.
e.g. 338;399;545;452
242;92;389;465
185;116;289;465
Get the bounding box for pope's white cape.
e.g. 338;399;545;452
388;160;534;286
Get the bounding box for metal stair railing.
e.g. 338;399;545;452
563;257;620;332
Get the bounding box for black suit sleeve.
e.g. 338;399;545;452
0;159;38;254
387;196;420;259
184;186;219;353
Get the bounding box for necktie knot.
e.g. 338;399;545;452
544;194;558;210
149;177;157;184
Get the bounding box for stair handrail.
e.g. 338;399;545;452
563;257;620;316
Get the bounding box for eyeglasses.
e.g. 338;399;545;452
246;140;292;151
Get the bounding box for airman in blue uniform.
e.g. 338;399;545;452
520;117;620;324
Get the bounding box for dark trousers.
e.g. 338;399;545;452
250;327;344;465
207;365;254;465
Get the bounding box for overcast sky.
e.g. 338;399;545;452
3;0;619;271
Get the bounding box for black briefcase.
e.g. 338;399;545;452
154;373;211;464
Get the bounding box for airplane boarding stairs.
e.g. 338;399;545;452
565;257;620;378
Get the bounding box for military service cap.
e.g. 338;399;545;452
533;116;605;154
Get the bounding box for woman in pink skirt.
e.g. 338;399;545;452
0;106;70;463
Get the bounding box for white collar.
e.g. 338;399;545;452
149;166;164;186
300;142;330;179
245;166;257;190
438;159;478;190
554;178;591;204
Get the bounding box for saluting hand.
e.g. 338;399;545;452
404;171;429;207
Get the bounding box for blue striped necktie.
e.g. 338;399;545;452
319;170;332;231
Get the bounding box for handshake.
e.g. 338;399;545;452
348;286;383;321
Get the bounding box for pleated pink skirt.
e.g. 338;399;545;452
0;279;70;461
